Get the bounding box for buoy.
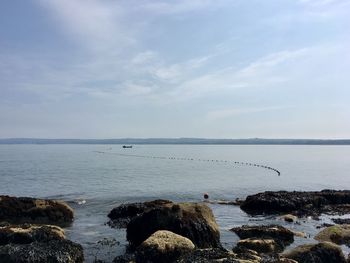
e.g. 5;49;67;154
203;193;209;200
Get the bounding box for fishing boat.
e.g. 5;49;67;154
122;145;133;148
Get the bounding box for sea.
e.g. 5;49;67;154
1;144;350;262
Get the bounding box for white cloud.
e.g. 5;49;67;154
37;0;132;52
139;0;232;15
207;106;289;120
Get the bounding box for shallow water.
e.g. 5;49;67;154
1;144;350;261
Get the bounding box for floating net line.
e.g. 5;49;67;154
94;150;281;176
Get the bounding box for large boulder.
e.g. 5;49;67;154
230;225;294;250
0;224;84;263
136;230;195;263
127;202;220;248
283;242;347;263
240;190;350;216
108;199;173;228
0;196;74;226
315;224;350;246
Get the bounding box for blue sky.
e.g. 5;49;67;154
0;0;349;139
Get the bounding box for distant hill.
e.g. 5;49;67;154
0;138;349;145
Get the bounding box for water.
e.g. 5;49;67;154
1;144;350;261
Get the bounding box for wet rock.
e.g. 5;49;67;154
315;224;350;246
113;253;136;263
283;242;347;263
240;190;350;216
176;247;259;263
0;225;84;263
0;195;74;226
236;238;279;253
230;225;294;249
316;223;334;229
279;214;297;223
332;218;350;225
136;230;195;263
232;246;262;262
127;202;220;248
291;230;307;238
0;239;84;263
108;199;173;228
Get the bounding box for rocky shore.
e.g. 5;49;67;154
2;190;350;262
0;195;84;262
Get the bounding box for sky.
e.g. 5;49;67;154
0;0;349;139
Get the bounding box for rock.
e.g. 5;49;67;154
136;230;195;263
230;225;294;249
280;214;297;223
240;190;350;216
127;202;220;248
236;238;279;253
113;253;136;263
332;218;350;225
232;246;262;262
0;239;84;263
108;199;173;228
0;195;74;226
176;247;260;263
315;224;350;246
291;230;307;238
0;224;84;263
316;223;334;229
0;224;65;244
283;242;347;263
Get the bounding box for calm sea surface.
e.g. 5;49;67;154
1;145;350;261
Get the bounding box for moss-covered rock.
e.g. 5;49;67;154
315;224;350;246
0;196;74;226
136;230;195;263
236;238;279;253
0;224;83;263
283;242;347;263
230;225;294;250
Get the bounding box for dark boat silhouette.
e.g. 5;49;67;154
122;145;133;148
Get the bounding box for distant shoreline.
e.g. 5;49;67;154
0;138;350;145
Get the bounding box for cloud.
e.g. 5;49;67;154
37;0;132;52
138;0;232;15
167;48;309;100
207;106;289;120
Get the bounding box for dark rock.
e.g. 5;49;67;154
316;223;334;229
315;224;350;246
283;242;347;263
0;195;74;226
240;190;350;216
0;224;83;263
127;202;220;248
332;218;350;225
0;239;84;263
108;199;173;228
230;225;294;249
136;230;195;263
176;247;255;263
113;253;136;263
